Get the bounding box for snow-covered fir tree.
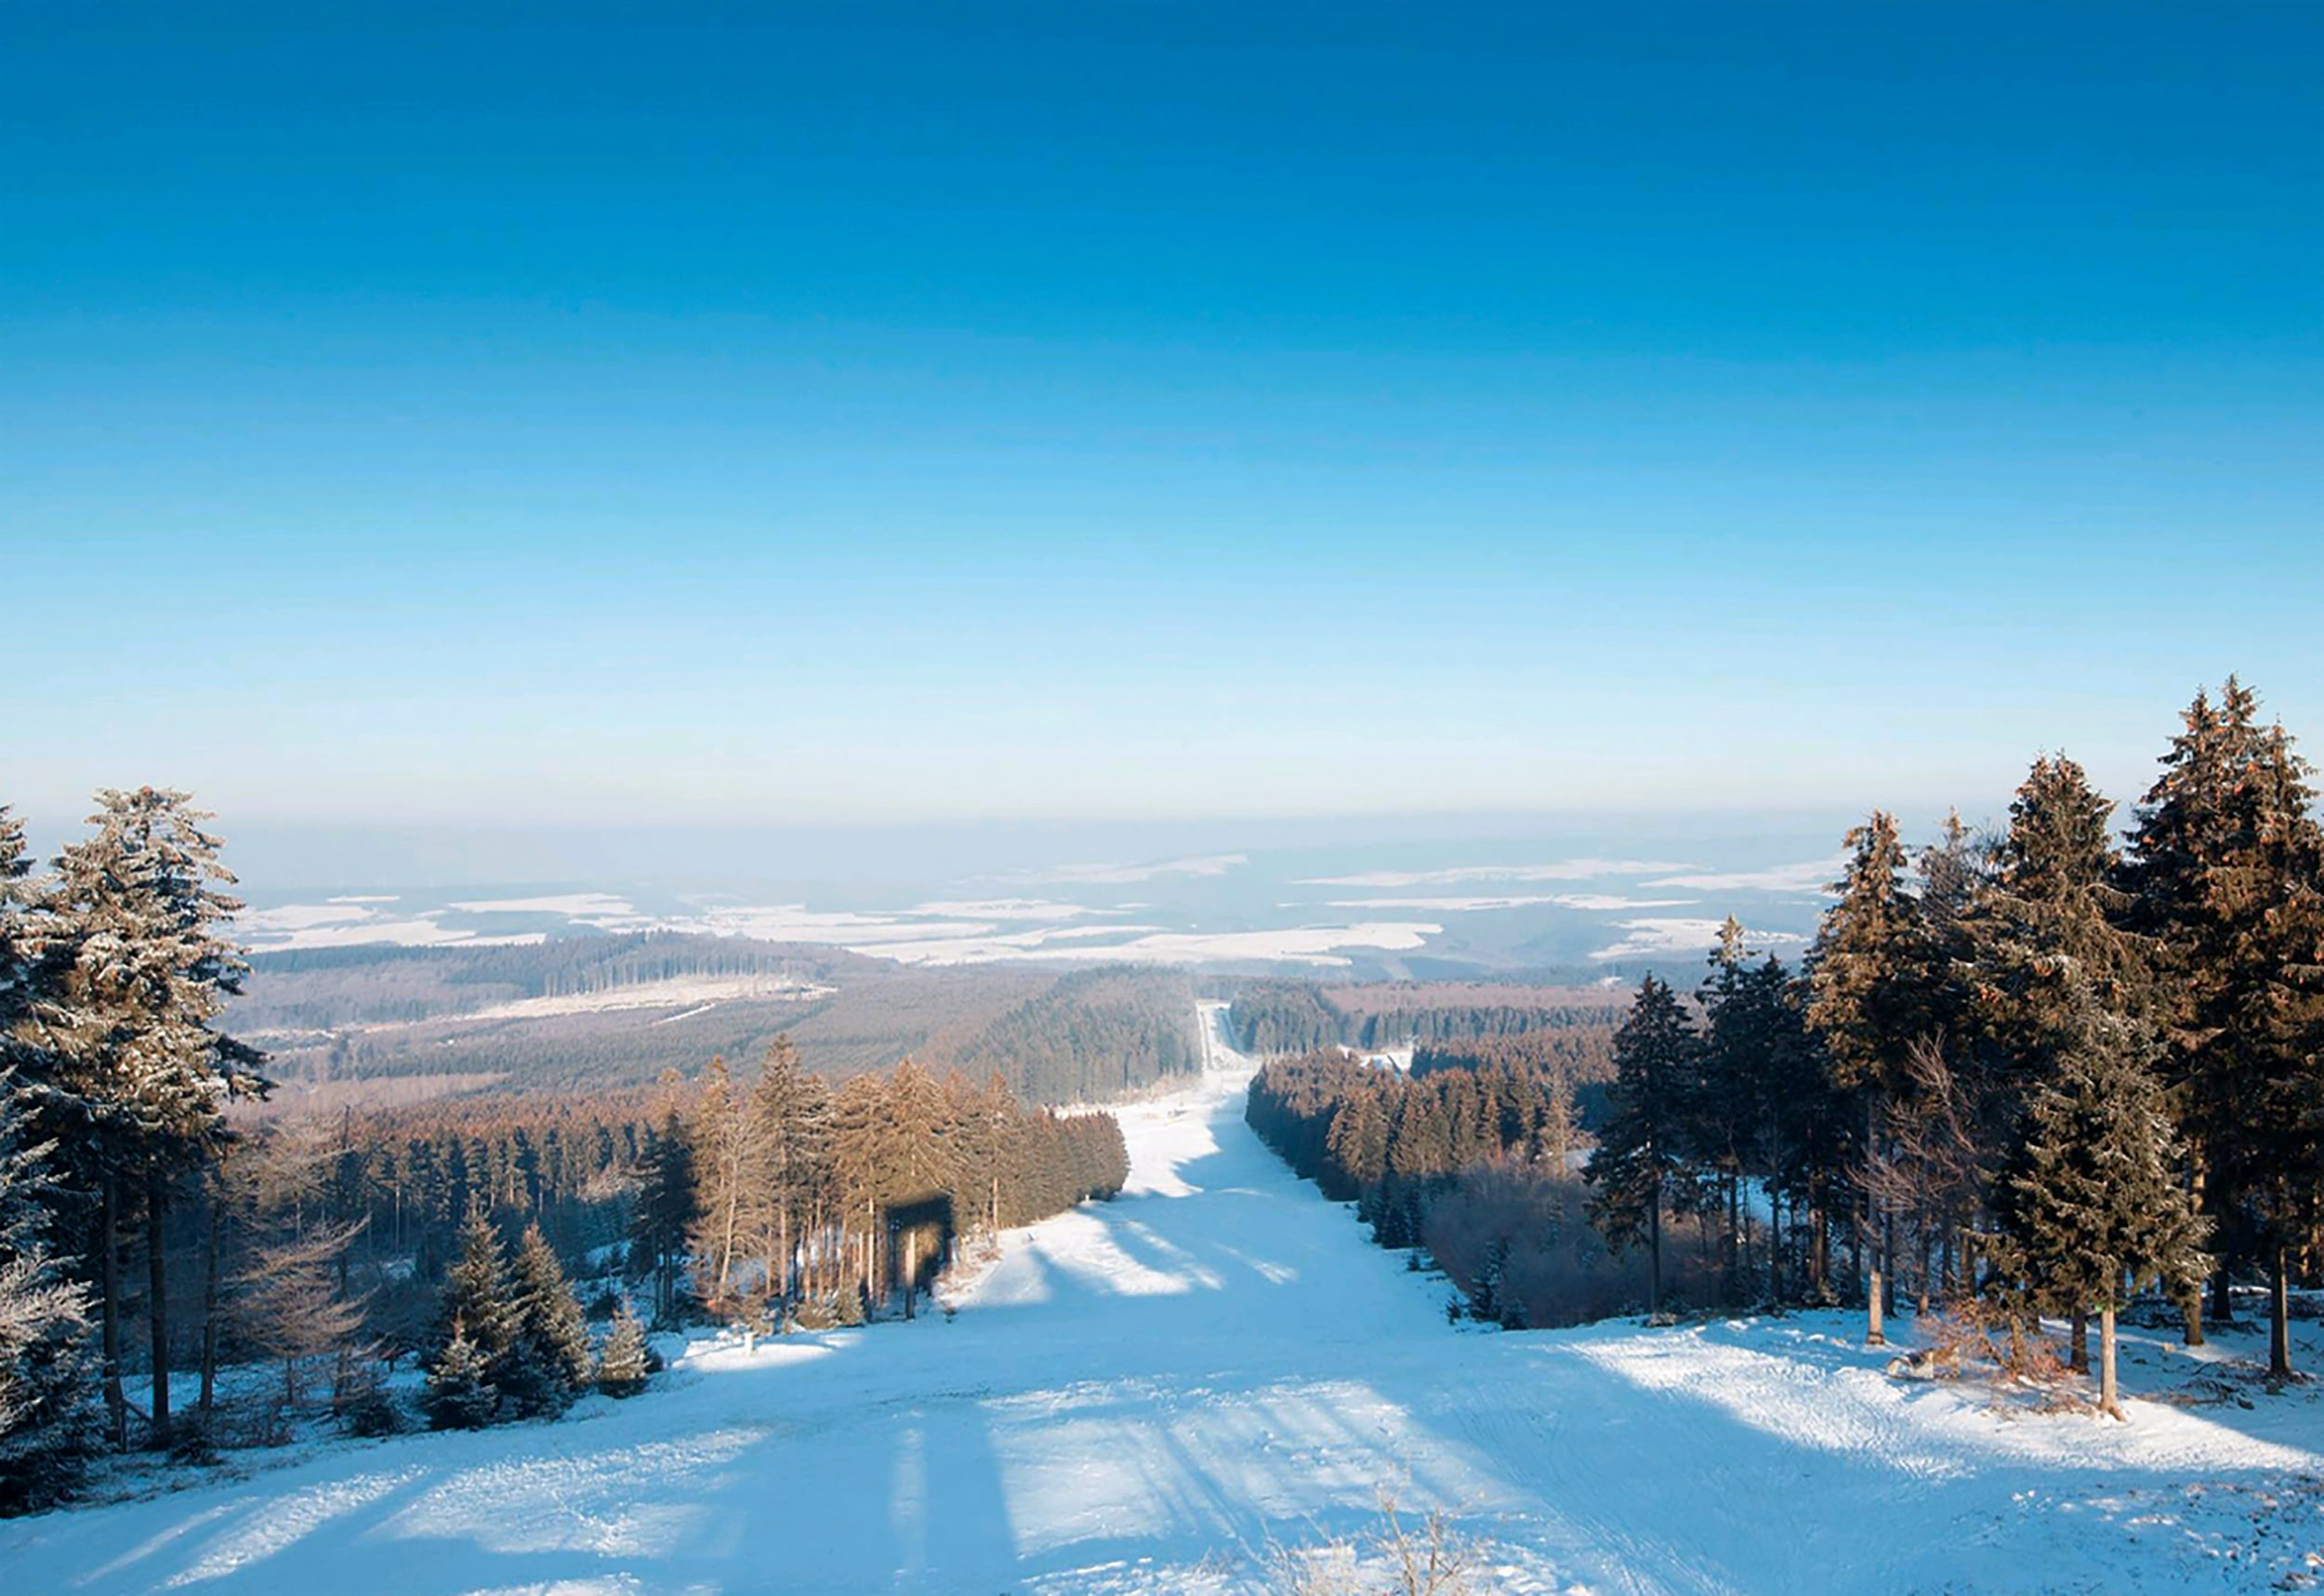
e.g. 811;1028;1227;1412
422;1319;498;1431
0;1069;100;1514
1999;996;2207;1418
595;1305;653;1398
25;788;268;1447
505;1222;591;1416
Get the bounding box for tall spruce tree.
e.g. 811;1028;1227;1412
2000;996;2207;1418
26;789;269;1446
629;1107;694;1326
422;1320;497;1431
430;1207;515;1420
1966;757;2157;1328
0;1069;100;1513
1585;974;1702;1315
505;1222;591;1415
1806;811;1930;1345
2123;680;2324;1376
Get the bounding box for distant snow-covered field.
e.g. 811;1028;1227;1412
12;1006;2315;1594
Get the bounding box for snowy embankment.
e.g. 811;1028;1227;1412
7;1003;2321;1593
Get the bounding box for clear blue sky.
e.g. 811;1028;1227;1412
7;3;2318;829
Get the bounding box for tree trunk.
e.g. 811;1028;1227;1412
2270;1243;2294;1381
1768;1185;1784;1304
2069;1311;2088;1375
1863;1192;1885;1346
2182;1166;2208;1344
2097;1306;2122;1420
147;1172;172;1447
101;1175;125;1449
1647;1187;1662;1317
2208;1257;2234;1326
199;1190;220;1414
1882;1209;1896;1319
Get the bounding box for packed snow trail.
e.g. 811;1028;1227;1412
7;1003;2321;1593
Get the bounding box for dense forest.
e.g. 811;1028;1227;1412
0;795;1129;1511
1228;979;1626;1056
951;967;1200;1102
238;945;1196;1105
1247;679;2324;1418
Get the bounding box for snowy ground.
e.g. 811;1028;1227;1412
8;1006;2322;1593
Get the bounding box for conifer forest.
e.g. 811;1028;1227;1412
6;678;2321;1542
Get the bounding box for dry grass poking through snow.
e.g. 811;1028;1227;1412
1270;1492;1477;1596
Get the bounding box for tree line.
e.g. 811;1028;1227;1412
1242;680;2324;1415
0;789;1134;1513
1592;679;2322;1412
660;1041;1129;1329
1231;981;1623;1056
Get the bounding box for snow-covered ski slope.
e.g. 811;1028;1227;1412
8;1004;2321;1594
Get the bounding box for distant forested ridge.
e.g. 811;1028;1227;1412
1228;979;1628;1055
235;943;1199;1104
238;933;861;1028
954;967;1201;1101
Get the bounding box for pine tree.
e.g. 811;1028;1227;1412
0;1068;100;1514
2123;680;2324;1375
629;1107;694;1326
1585;974;1702;1315
23;789;270;1446
422;1319;498;1431
505;1222;590;1415
1806;811;1928;1345
2000;997;2207;1418
595;1305;652;1398
1963;756;2157;1333
1324;1087;1391;1195
430;1207;514;1418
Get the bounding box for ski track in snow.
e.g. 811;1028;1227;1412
8;1003;2322;1594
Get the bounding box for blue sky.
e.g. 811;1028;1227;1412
6;3;2318;831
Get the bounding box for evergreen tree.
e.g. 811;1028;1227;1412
505;1222;590;1415
1965;756;2154;1324
2000;997;2207;1418
422;1319;498;1431
1324;1087;1391;1195
23;789;269;1446
430;1207;514;1418
2123;680;2324;1375
1806;811;1927;1344
629;1105;694;1326
1585;975;1702;1315
595;1305;652;1399
0;1069;100;1514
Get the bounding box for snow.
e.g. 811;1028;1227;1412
1324;895;1697;912
1589;917;1807;961
1029;855;1249;885
459;974;836;1022
1295;861;1699;888
11;1005;2322;1594
1641;857;1849;893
